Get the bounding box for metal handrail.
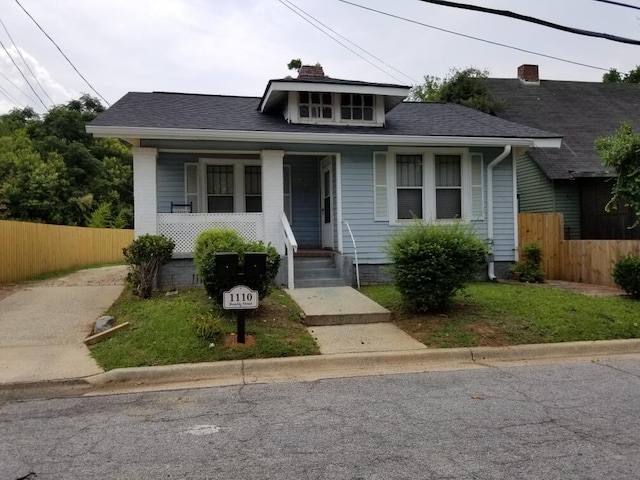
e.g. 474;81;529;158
280;212;298;289
343;220;360;290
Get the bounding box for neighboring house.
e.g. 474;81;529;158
87;65;560;288
484;65;640;240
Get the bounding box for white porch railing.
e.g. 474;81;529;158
157;213;264;254
280;212;298;289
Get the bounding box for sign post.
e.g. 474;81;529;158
217;252;267;344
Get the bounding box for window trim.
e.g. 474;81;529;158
340;93;376;124
388;147;473;225
199;158;261;213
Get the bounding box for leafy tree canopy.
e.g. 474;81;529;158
287;58;302;71
595;122;640;227
409;67;501;114
0;95;132;227
602;65;640;83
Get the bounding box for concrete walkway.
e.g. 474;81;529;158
0;266;127;384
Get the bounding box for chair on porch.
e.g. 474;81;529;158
170;201;193;213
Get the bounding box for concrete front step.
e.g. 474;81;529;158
296;277;345;288
285;287;391;326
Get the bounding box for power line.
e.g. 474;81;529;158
14;0;110;106
0;70;40;106
593;0;640;11
0;36;47;109
0;18;54;105
416;0;640;45
277;0;408;84
338;0;621;73
0;83;25;108
282;0;417;84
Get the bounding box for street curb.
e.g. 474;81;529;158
86;338;640;387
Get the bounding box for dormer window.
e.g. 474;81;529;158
341;94;374;121
299;92;332;120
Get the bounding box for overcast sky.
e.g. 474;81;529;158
0;0;638;114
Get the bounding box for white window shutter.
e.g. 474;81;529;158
373;152;388;220
471;153;484;220
185;163;199;213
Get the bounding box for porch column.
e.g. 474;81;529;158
133;147;158;237
261;150;285;254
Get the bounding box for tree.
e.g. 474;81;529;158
0;95;133;227
409;67;501;114
595;122;640;227
287;58;302;72
602;65;640;83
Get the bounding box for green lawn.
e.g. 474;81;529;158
361;282;640;348
90;288;319;370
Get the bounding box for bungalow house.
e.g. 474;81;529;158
484;65;640;240
87;65;560;288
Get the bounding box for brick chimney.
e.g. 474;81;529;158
518;64;539;84
297;64;325;79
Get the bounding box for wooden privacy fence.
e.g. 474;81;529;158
518;213;640;288
0;220;134;284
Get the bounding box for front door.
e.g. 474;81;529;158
321;159;333;249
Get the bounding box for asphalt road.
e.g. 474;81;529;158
2;357;639;479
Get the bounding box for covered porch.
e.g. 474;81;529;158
133;147;344;288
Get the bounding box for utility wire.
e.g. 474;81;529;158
0;36;47;109
0;69;40;105
0;18;54;105
14;0;110;106
0;83;24;108
338;0;620;73
416;0;640;45
282;0;417;84
593;0;640;11
277;0;407;84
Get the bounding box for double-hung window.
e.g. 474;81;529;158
396;155;423;219
299;92;332;120
435;154;462;219
207;165;234;213
204;161;262;213
389;149;479;223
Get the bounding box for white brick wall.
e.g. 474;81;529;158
261;150;285;254
133;147;158;237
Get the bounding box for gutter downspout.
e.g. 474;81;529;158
486;145;512;281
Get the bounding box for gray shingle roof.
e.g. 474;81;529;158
90;91;558;140
483;78;640;179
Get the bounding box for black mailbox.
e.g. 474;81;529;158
215;253;239;278
244;252;267;277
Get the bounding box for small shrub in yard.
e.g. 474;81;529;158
191;312;224;340
123;234;175;298
612;254;640;299
194;229;281;305
510;242;544;283
386;222;486;312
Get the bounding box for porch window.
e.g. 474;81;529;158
299;92;332;120
396;155;423;219
207;165;234;213
435;154;462;219
244;165;262;213
341;93;374;121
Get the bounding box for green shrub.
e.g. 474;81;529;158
386;222;486;312
194;229;281;305
510;242;544;283
123;234;175;298
191;312;224;340
612;254;640;299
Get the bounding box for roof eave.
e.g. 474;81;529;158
86;125;561;148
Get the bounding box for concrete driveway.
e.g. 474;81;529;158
0;266;127;384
